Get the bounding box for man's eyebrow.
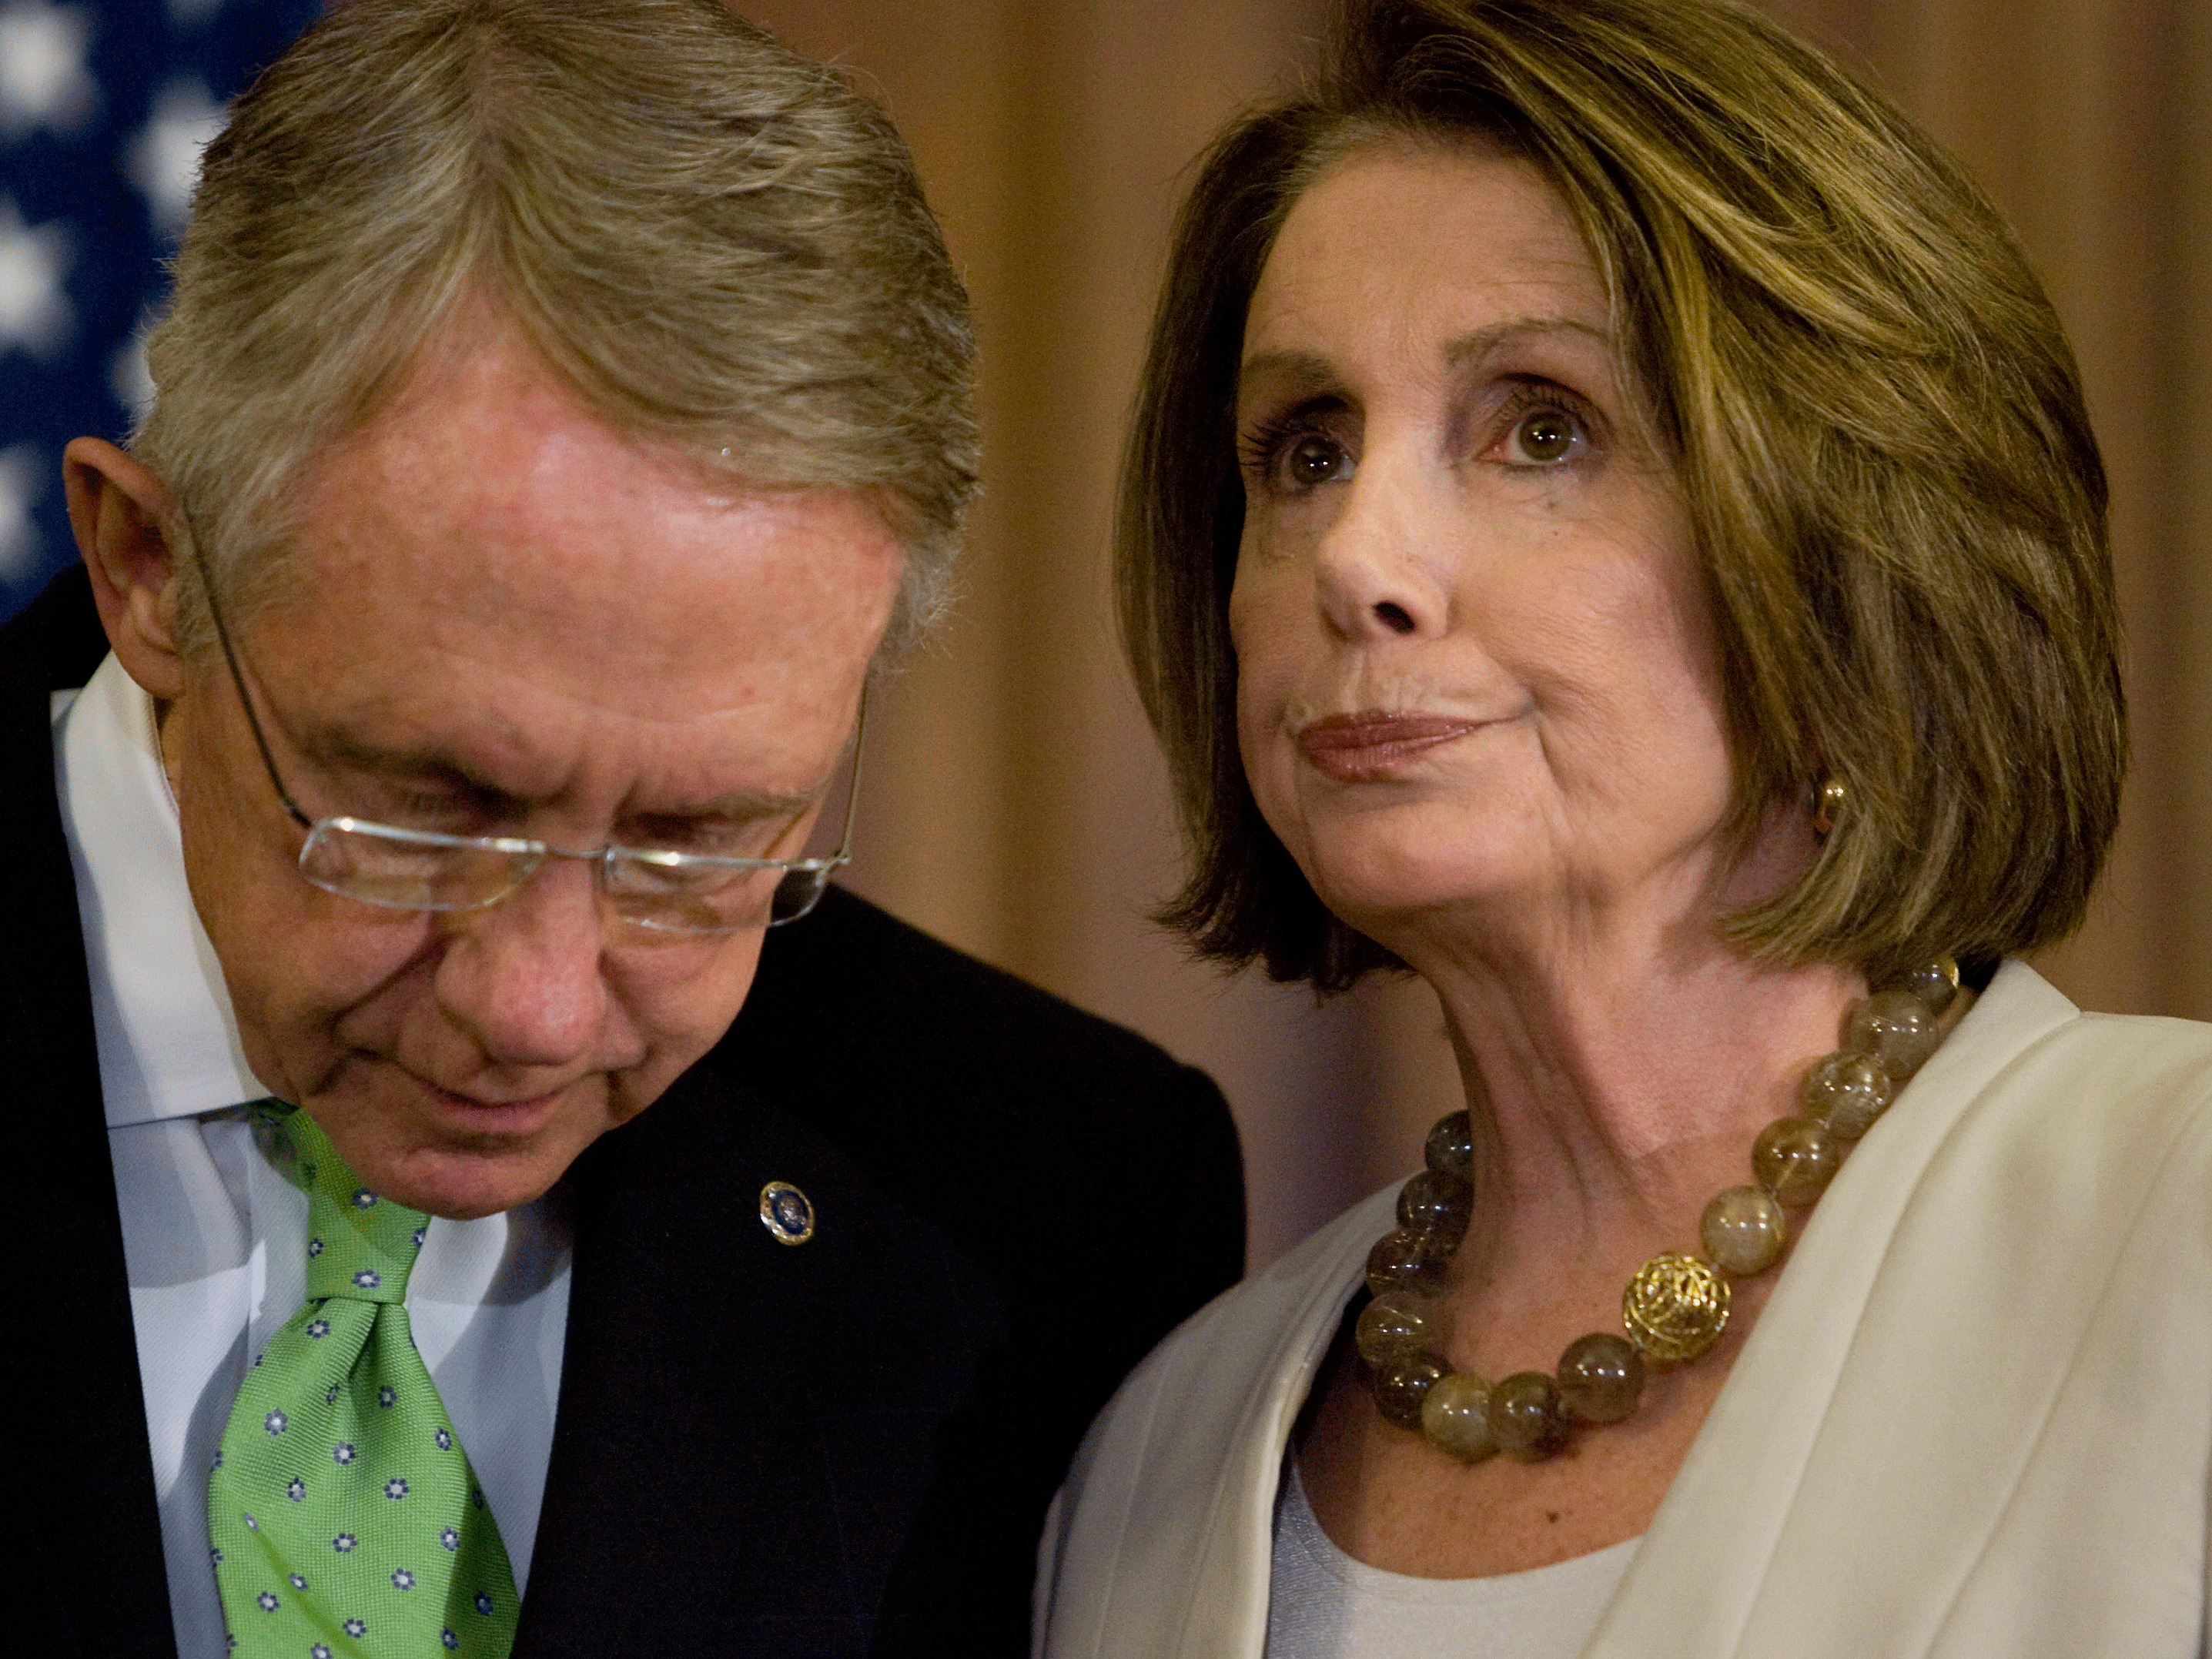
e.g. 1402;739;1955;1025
305;728;514;801
637;788;817;824
306;730;817;821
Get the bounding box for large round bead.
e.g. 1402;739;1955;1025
1366;1228;1447;1298
1800;1051;1893;1140
1487;1370;1570;1460
1846;988;1942;1081
1556;1333;1644;1423
1396;1169;1474;1247
1419;1370;1497;1462
1698;1186;1786;1276
1892;955;1959;1014
1424;1110;1474;1182
1354;1292;1441;1366
1753;1116;1843;1206
1372;1351;1450;1431
1622;1252;1732;1362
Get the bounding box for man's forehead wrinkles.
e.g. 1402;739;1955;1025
300;724;819;822
289;687;836;811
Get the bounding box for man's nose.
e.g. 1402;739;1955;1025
431;857;609;1069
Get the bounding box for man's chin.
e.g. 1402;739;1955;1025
304;1095;609;1219
365;1137;584;1220
293;1059;664;1216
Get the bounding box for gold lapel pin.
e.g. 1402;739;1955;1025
758;1181;816;1246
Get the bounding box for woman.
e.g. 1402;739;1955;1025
1035;2;2212;1655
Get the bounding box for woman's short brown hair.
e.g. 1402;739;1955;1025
1119;0;2122;991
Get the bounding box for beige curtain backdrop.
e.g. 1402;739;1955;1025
735;0;2212;1269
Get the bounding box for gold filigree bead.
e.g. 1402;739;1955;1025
1698;1185;1786;1276
1354;1292;1441;1367
1753;1115;1842;1206
1800;1050;1893;1139
1419;1370;1497;1463
1622;1252;1731;1362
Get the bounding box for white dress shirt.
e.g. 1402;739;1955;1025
55;652;573;1659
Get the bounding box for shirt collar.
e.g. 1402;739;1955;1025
54;652;269;1128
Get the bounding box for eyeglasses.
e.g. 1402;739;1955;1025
189;530;862;934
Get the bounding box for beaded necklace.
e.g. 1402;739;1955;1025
1358;957;1962;1461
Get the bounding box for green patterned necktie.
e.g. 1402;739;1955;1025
208;1104;520;1657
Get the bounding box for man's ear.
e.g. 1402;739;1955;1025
64;436;189;701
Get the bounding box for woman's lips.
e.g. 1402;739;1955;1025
1297;712;1477;781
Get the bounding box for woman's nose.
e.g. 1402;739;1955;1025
1310;453;1450;643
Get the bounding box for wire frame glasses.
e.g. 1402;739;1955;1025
290;796;858;932
190;525;863;934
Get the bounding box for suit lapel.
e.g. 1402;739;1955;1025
4;571;179;1657
515;1052;1008;1658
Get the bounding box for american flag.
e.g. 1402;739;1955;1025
0;0;320;619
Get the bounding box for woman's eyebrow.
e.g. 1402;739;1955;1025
1444;315;1609;366
1237;348;1340;400
1239;316;1608;395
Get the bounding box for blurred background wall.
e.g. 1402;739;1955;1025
3;0;2206;1268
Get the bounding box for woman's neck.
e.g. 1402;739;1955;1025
1441;937;1861;1222
1370;804;1868;1256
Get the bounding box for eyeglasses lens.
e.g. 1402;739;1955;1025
300;823;828;932
300;824;533;912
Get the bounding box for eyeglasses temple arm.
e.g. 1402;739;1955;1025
828;685;868;860
181;512;317;834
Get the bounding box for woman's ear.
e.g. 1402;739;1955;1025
64;436;189;700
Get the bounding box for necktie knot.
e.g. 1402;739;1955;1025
268;1105;430;1305
216;1105;517;1654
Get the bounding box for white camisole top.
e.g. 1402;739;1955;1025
1264;1459;1639;1659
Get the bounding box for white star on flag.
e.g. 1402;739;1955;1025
122;75;226;237
0;0;99;142
0;195;74;360
109;309;157;418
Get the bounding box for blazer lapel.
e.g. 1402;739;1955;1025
1586;962;2080;1659
4;570;179;1657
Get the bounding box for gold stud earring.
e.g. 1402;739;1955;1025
1812;777;1846;837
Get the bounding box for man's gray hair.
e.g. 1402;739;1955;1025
134;0;979;661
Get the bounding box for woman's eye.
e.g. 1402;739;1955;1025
1504;406;1585;465
1279;433;1351;490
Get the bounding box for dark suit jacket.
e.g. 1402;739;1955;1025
9;568;1245;1657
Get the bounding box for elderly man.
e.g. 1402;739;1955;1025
15;2;1243;1655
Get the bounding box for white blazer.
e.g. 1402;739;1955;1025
1036;962;2212;1658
